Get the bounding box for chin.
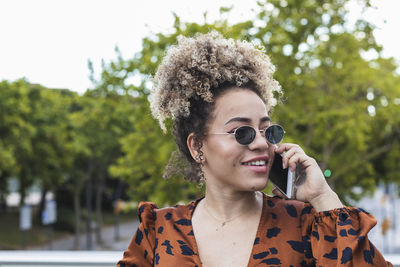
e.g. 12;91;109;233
246;179;268;192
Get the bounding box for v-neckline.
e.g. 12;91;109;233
186;192;267;267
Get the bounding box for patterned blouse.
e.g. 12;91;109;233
117;193;392;266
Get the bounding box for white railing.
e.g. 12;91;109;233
0;251;399;266
0;251;122;266
387;254;400;267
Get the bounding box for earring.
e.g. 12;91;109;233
195;150;204;163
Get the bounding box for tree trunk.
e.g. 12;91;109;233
37;187;48;225
0;193;6;212
73;189;81;249
95;171;105;245
85;159;95;250
18;171;27;207
0;172;8;212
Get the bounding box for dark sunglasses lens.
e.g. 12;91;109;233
265;125;284;144
235;126;256;145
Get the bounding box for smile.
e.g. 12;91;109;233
242;160;266;166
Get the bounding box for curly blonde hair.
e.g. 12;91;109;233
151;31;282;182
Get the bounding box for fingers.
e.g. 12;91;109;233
274;143;300;154
275;143;306;172
287;153;302;172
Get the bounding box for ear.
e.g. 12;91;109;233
187;132;201;162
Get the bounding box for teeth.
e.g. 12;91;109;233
243;160;266;166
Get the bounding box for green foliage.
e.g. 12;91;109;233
0;80;79;203
0;79;33;175
108;95;202;204
0;80;32;200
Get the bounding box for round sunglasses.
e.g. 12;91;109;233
211;124;285;145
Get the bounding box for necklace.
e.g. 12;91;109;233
203;200;255;228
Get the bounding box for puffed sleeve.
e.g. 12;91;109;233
117;202;158;267
302;205;393;266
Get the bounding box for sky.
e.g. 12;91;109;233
0;0;399;94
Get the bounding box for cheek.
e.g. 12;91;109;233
204;138;241;163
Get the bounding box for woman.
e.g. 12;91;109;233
118;32;392;266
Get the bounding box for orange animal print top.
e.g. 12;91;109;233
117;193;392;266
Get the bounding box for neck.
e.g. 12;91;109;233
202;186;262;222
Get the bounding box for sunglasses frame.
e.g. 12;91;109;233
211;124;285;145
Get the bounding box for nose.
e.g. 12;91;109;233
248;130;269;151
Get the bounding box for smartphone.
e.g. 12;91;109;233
269;153;295;199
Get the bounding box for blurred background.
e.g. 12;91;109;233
1;0;400;265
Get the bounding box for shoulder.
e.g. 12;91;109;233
263;194;316;221
138;202;158;217
137;199;198;226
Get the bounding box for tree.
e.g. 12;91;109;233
64;68;139;244
367;58;400;185
25;85;81;223
0;79;87;236
0;79;33;209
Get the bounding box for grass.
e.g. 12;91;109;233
0;211;70;250
0;209;137;250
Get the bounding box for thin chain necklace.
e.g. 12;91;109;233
203;199;256;228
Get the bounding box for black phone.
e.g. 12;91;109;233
269;153;295;199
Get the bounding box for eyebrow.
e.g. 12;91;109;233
224;116;271;125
